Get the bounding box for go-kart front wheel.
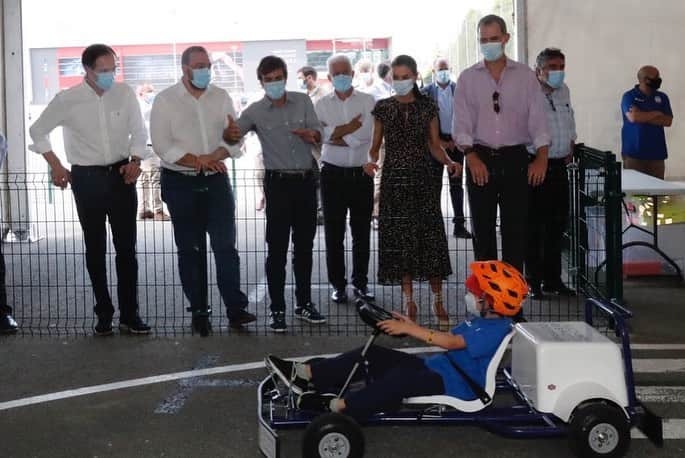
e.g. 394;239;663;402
568;402;630;458
302;412;365;458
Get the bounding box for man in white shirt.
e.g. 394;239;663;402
29;44;150;336
315;54;376;305
150;46;255;336
136;83;167;221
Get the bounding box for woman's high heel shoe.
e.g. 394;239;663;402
404;300;418;323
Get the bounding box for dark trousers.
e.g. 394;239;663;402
526;159;569;287
161;170;248;318
320;163;373;290
264;171;317;311
0;242;10;316
466;145;529;272
311;345;444;421
71;161;138;319
432;135;466;225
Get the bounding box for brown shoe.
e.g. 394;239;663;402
138;210;154;220
153;211;170;221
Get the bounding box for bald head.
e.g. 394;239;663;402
637;65;659;82
433;58;449;71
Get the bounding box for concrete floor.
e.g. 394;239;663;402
1;277;684;457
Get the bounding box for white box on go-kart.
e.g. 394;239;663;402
511;322;629;422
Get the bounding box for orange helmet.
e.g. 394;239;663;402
469;261;528;316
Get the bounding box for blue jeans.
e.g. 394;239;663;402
161;170;248;318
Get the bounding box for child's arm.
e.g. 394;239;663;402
378;312;466;350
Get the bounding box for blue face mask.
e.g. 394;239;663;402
481;42;504;62
546;70;565;89
436;70;451;85
332;74;353;93
298;78;307;90
191;68;211;89
95;71;115;91
264;80;286;100
392;79;414;96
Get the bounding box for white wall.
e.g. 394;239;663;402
526;0;685;178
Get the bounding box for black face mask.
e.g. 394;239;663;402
646;77;662;90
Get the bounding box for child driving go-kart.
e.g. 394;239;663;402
265;260;528;421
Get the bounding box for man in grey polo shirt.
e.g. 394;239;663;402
224;55;325;332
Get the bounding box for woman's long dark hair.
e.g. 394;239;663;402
391;54;426;99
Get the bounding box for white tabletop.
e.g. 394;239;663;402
622;169;685;195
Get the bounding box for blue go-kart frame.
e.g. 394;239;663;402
257;298;663;458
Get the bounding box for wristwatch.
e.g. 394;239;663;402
463;146;476;156
130;156;142;165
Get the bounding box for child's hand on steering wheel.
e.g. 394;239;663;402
378;311;418;336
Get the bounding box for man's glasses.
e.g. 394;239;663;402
492;91;500;114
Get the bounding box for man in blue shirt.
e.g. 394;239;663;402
422;58;472;239
621;66;674;179
266;261;527;420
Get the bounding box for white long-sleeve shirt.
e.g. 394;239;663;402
29;81;148;165
150;81;242;172
315;90;375;168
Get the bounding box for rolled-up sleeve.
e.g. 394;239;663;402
28;93;65;155
452;74;474;147
236;105;255;137
527;73;551;151
150;95;186;165
126;87;150;159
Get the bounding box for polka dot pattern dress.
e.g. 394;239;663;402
372;96;452;284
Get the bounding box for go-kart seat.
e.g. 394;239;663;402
403;328;515;413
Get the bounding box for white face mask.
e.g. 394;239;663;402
464;292;480;315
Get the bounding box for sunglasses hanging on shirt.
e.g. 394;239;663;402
492;91;500;114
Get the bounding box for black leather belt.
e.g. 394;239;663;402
265;169;314;179
72;158;130;173
321;162;366;177
474;144;526;158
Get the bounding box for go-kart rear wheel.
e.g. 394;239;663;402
568;402;630;458
302;412;364;458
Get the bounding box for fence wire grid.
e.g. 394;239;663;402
1;147;621;336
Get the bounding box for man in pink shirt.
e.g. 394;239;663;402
452;14;550;280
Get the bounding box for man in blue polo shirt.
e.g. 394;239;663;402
621;66;674;179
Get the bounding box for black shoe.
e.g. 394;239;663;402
269;311;287;333
229;310;257;329
543;282;577;297
371;217;379;230
331;288;349;304
0;314;18;334
119;315;151;335
297;391;337;412
295;303;327;324
352;286;375;302
191;315;212;337
317;211;325;226
94;316;113;336
528;284;545;300
453;225;473;239
265;355;309;395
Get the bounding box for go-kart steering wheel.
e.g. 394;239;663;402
356;299;405;337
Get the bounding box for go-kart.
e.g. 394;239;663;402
257;298;663;458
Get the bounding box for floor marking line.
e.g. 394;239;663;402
636;386;685;403
2;351;685;412
632;419;685;440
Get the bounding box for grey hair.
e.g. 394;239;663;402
327;53;353;73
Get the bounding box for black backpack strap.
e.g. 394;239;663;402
446;358;492;405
